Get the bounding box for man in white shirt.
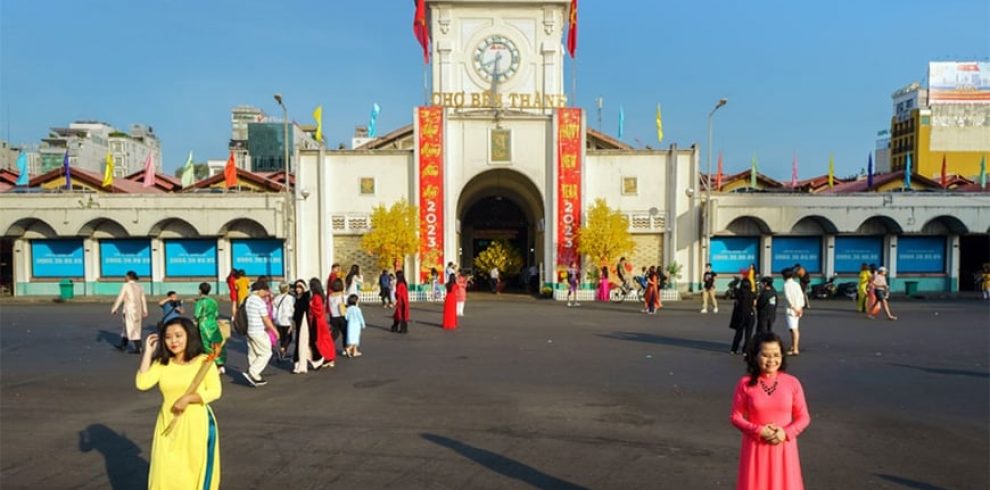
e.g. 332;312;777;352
782;267;806;356
243;281;280;387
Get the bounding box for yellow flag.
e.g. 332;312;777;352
827;154;835;188
655;104;664;143
312;105;323;143
102;152;114;187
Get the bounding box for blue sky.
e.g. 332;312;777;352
1;0;988;178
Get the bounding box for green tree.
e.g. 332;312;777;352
473;240;523;277
361;199;419;270
577;198;635;268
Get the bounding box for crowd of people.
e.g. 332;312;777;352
120;261;478;488
725;264;805;357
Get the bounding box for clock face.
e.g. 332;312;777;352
473;35;521;82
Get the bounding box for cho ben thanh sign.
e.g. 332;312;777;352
417;106;444;282
432;91;567;109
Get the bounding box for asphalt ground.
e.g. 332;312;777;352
1;295;988;489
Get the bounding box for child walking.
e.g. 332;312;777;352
344;294;366;358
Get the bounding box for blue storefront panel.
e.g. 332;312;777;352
897;236;946;273
771;237;821;274
230;239;284;277
99;239;152;277
834;236;883;273
710;237;759;274
164;240;217;277
31;239;84;278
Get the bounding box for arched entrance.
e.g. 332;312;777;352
457;169;544;291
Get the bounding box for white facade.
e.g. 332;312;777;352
294;0;701;289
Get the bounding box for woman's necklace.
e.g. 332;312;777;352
759;378;778;396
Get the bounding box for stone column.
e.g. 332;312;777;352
761;235;773;278
150;238;165;296
886;234;898;278
83;237;99;296
948;234;960;293
823;234;836;278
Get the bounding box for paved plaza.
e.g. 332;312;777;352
1;295;988;489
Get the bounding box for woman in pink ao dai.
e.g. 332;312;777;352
730;332;810;489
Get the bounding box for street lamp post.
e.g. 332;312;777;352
274;93;292;280
704;98;728;266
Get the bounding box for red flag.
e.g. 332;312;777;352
940;154;947;188
413;0;430;64
566;0;578;58
224;151;237;189
141;152;155;188
715;151;724;190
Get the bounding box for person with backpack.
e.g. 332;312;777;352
378;269;392;308
729;269;757;356
272;282;295;362
756;276;778;333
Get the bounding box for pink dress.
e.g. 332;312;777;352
730;373;810;490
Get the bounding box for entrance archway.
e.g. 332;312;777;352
457;169;544;291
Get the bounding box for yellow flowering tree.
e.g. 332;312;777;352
361;199;419;270
473;240;523;278
577;198;635;270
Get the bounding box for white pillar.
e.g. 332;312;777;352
886;234;898;279
216;236;231;290
151;237;165;296
823;234;835;278
761;234;773;277
948;234;960;293
83;237;99;296
13;238;29;295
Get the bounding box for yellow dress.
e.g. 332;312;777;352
136;355;221;490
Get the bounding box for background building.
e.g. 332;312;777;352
109;124;162;176
38;121;161;175
890;63;990;179
874;129;891;173
229;105;322;173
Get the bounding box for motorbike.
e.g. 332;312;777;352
811;276;858;299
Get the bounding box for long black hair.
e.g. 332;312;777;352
346;264;360;289
152;317;204;365
745;331;788;386
309;277;326;303
395;270;406;285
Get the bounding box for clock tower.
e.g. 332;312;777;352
428;0;569;112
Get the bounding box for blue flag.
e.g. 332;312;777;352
369;103;381;138
866;153;873;189
63;151;71;190
15;153;29;186
904;152;912;190
618;105;625;140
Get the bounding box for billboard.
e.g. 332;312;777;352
231;239;284;277
897;236;945;273
710;237;759;274
834;236;883;273
928;62;990;104
164;240;217;277
31;239;84;278
771;237;821;274
100;240;151;277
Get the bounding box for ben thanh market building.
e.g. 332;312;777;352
1;0;988;298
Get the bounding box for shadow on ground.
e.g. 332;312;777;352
888;363;990;379
422;433;589;490
78;424;149;490
598;331;728;353
874;473;950;490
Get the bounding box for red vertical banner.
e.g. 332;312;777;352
556;108;582;275
418;106;444;283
